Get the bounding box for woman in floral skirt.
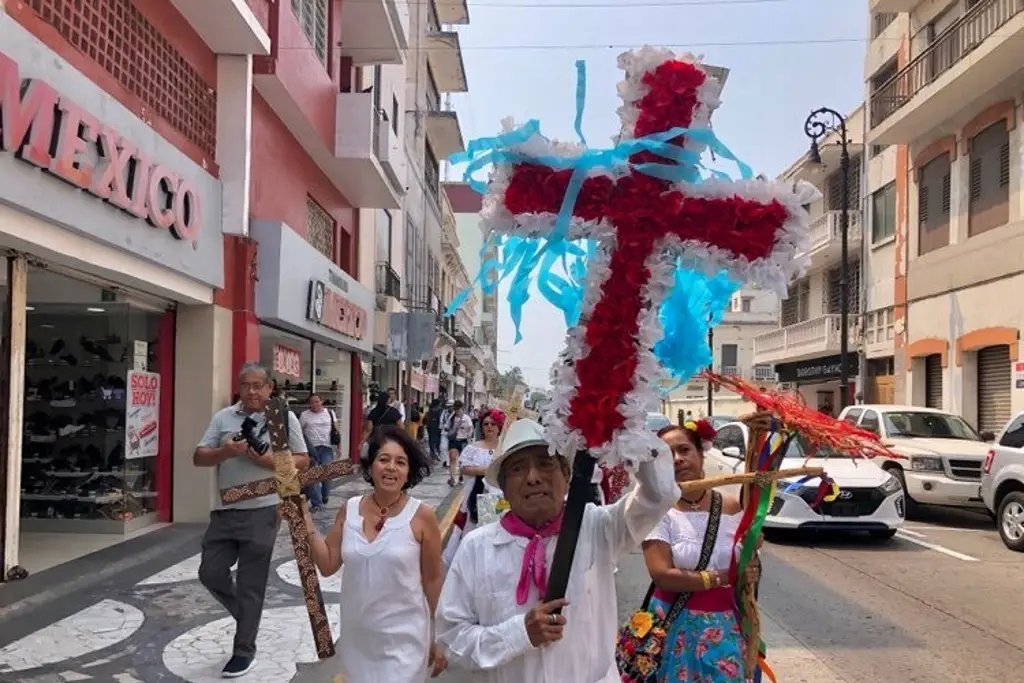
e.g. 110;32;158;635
641;421;760;682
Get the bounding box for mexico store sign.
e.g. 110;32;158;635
307;279;367;342
0;51;201;240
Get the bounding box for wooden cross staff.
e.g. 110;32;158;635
220;397;356;660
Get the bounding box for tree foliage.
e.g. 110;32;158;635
493;366;526;400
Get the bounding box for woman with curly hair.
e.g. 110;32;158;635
303;425;446;682
638;420;760;683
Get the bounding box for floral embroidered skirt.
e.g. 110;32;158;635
649;595;746;682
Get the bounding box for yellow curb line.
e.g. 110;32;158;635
438;488;465;546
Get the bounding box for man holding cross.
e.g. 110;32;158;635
193;362;309;678
435;418;677;682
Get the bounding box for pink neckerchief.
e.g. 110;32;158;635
499;511;564;605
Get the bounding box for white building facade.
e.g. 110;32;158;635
866;0;1024;433
751;106;897;413
357;0;471;407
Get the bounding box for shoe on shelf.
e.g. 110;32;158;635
221;654;254;678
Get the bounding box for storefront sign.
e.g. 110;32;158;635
425;374;439;394
0;52;202;241
307;279;367;341
273;344;303;379
775;353;859;385
411;368;425;392
1015;362;1024;390
126;370;160;460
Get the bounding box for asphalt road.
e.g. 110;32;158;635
439;504;1024;682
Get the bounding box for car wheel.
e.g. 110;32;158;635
997;491;1024;552
869;529;898;540
887;466;919;517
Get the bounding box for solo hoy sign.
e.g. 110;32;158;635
0;51;201;241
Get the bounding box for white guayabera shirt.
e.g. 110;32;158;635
436;453;677;683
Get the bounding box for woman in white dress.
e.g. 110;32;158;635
440;409;505;567
303;425;446;682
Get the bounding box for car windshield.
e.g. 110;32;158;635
783;434;855;458
708;416;736;430
882;411;982;440
646;413;671;432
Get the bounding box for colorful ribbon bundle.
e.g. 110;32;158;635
705;371;898;680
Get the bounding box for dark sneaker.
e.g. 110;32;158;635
221;655;254;678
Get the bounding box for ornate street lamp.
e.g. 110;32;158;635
804;107;852;410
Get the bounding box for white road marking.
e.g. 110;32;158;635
904;525;991;534
896;531;979;561
897;527;927;538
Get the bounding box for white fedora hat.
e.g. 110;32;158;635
485;418;550;489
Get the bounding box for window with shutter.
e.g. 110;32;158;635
826;260;861;315
871;182;896;243
917;155;951;255
968;122;1010;237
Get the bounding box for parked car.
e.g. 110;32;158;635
981;411;1024;551
645;412;672;432
707;415;737;430
837;404;991;515
705;422;904;538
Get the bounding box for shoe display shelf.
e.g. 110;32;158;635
20;334;158;534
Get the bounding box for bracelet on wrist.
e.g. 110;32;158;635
700;570;711;590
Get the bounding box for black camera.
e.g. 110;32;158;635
235;416;269;455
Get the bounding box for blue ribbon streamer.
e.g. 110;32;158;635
573;60;587;147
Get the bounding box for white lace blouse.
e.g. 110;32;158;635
645;507;742;572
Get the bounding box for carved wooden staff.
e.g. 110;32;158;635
220;397;356;660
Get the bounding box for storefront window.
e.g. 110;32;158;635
259;324;314;412
21;267;170;534
313;344;351;452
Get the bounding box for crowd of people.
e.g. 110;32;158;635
193;365;761;682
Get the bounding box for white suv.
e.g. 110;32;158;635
981;411;1024;551
837;405;990;515
705;422;904;538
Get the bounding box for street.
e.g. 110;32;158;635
2;480;1024;683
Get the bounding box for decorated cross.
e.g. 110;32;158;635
475;48;815;466
220;398;356;660
454;47;819;627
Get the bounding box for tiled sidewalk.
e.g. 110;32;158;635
0;470;460;683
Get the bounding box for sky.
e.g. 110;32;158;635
446;0;869;389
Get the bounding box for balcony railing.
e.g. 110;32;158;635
751;364;776;382
753;314;861;363
802;210;862;258
375;262;401;298
871;0;1023;128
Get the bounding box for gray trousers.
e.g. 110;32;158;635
198;506;280;657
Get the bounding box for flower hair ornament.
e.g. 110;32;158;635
683;419;717;443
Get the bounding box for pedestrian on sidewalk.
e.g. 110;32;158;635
441;408;505;567
299;393;338;512
193;363;310;678
425;399;444;462
445;401;474;487
434;418;676;682
303;425;446;683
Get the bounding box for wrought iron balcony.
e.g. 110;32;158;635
870;0;1024;131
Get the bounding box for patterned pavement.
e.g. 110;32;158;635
0;468;459;683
